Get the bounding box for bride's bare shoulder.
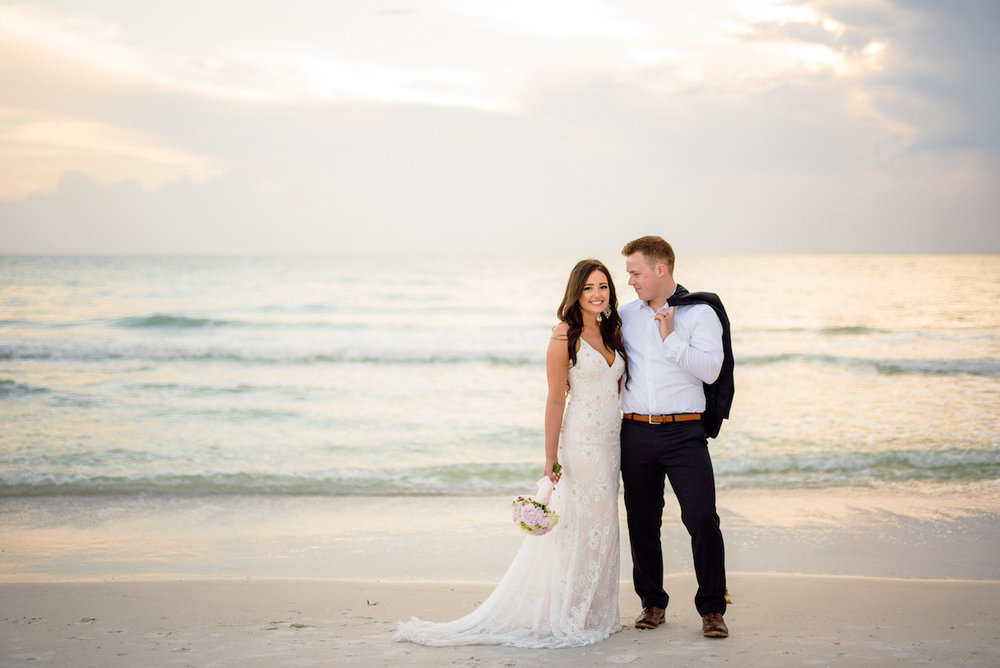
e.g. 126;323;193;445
550;322;569;341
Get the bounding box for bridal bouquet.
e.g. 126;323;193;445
512;465;561;536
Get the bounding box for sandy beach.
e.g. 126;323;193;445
4;575;999;667
2;485;999;666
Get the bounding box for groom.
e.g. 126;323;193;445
619;235;730;638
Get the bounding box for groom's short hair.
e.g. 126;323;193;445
622;236;675;275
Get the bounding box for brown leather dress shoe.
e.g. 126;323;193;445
635;606;665;629
701;612;729;638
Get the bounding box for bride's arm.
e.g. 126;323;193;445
544;323;570;482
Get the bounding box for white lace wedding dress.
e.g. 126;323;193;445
394;339;625;648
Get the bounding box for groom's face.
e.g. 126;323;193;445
625;252;660;301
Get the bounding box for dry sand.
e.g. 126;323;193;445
3;576;998;667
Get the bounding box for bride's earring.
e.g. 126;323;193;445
602;305;613;319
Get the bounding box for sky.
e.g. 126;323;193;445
1;0;998;255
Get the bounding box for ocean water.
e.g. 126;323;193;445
1;253;998;499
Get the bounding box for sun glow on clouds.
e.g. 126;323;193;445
1;2;888;111
449;0;644;38
0;0;895;203
0;108;222;199
221;48;510;111
620;5;886;99
0;5;283;103
728;2;885;79
0;4;509;200
0;4;522;110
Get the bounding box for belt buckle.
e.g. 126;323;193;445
648;414;655;424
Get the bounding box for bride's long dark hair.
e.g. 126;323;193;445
557;259;629;385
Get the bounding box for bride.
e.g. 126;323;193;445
393;259;629;648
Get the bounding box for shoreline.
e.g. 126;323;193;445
2;483;998;583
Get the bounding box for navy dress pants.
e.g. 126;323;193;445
620;418;727;615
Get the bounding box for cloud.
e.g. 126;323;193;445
215;47;510;110
816;0;1000;154
0;0;997;253
0;106;222;199
446;0;645;39
0;4;284;102
3;85;996;255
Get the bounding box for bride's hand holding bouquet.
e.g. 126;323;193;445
512;463;562;536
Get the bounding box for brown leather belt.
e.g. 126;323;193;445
623;412;701;424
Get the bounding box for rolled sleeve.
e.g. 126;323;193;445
664;304;724;384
